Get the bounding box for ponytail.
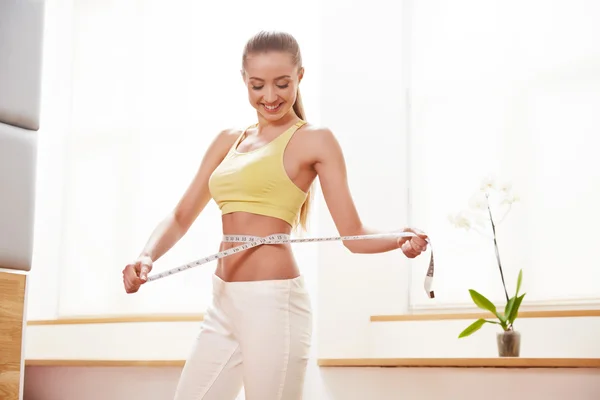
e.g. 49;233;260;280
292;87;305;120
293;88;313;232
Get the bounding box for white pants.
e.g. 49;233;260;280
173;274;313;400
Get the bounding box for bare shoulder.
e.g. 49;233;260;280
299;123;342;160
299;123;338;146
215;127;243;148
205;127;243;158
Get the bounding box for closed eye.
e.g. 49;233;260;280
251;84;290;90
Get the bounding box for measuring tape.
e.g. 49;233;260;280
146;232;435;299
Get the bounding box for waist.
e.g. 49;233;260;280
220;212;294;237
221;233;290;244
217;234;293;256
215;233;299;282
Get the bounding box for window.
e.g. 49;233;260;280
32;0;322;317
407;1;600;310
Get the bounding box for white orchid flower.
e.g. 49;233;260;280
448;211;472;230
499;181;512;193
468;192;488;211
501;193;520;205
480;175;497;192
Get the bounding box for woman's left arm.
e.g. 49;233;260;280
312;127;427;257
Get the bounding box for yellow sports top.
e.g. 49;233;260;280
208;120;308;227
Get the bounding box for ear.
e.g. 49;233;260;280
240;69;246;83
298;67;304;82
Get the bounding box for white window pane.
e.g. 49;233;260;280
409;0;600;309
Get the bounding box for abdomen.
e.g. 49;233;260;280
215;212;300;282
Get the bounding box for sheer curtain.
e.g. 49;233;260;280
32;0;322;317
407;0;600;309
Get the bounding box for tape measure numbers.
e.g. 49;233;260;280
146;232;435;299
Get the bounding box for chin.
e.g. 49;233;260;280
259;112;284;122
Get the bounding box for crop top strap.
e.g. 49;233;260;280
230;123;258;152
279;120;307;144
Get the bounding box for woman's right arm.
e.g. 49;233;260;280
123;128;240;292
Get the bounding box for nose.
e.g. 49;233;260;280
263;86;278;104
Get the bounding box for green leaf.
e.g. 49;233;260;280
515;269;523;296
504;296;516;323
468;289;505;322
507;293;526;325
458;318;498;338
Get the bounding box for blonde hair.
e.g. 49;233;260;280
242;31;313;231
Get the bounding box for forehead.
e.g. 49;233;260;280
244;51;297;78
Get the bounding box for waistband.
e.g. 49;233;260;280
211;273;306;294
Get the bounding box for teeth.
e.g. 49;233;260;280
265;104;279;110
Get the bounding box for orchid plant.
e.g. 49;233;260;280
448;176;525;338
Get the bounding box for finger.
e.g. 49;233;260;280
124;277;140;293
413;236;428;247
402;228;428;243
401;241;418;258
139;264;151;282
410;238;427;252
405;239;419;253
122;264;142;293
123;264;138;281
125;284;139;294
404;251;418;259
397;236;410;248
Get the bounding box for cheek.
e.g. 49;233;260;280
282;85;297;102
247;88;261;103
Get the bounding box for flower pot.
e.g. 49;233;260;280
497;330;521;357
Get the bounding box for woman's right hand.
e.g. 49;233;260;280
122;255;153;294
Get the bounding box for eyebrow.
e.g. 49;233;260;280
249;75;291;81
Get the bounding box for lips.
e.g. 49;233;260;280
262;103;283;113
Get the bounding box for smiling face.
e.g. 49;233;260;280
242;51;304;122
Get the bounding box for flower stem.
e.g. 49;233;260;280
485;193;510;303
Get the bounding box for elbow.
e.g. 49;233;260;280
171;211;190;235
343;240;360;254
341;226;367;254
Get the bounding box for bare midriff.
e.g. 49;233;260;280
215;212;300;282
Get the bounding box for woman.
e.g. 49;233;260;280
122;31;429;400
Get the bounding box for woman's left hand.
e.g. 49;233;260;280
397;228;428;258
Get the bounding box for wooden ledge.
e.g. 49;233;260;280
27;314;204;326
25;358;600;369
317;358;600;368
26;360;186;367
371;309;600;322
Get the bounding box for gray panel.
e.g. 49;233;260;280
0;122;37;271
0;0;46;131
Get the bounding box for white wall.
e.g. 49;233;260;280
315;0;416;359
22;0;600;399
23;365;600;400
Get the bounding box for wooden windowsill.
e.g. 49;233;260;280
25;358;600;369
26;359;186;367
27;314;204;326
371;309;600;322
317;358;600;368
27;309;600;326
